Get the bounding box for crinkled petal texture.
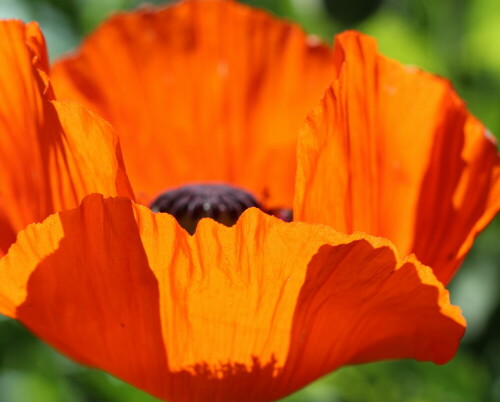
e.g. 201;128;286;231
0;20;134;255
295;31;500;285
0;194;464;401
51;0;336;208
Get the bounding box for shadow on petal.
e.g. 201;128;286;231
0;211;17;256
16;198;170;399
412;109;500;284
165;356;280;402
274;241;465;399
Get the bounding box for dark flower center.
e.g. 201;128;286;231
150;183;292;234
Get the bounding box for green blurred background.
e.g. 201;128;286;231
0;0;499;400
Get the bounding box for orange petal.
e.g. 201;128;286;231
294;31;500;285
51;0;336;208
0;194;464;401
279;249;464;396
0;20;134;255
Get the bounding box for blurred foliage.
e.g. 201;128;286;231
0;0;499;401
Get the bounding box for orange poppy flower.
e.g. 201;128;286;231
0;1;498;401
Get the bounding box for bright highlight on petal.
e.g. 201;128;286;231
295;31;500;285
0;20;134;255
0;194;465;401
51;0;336;208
